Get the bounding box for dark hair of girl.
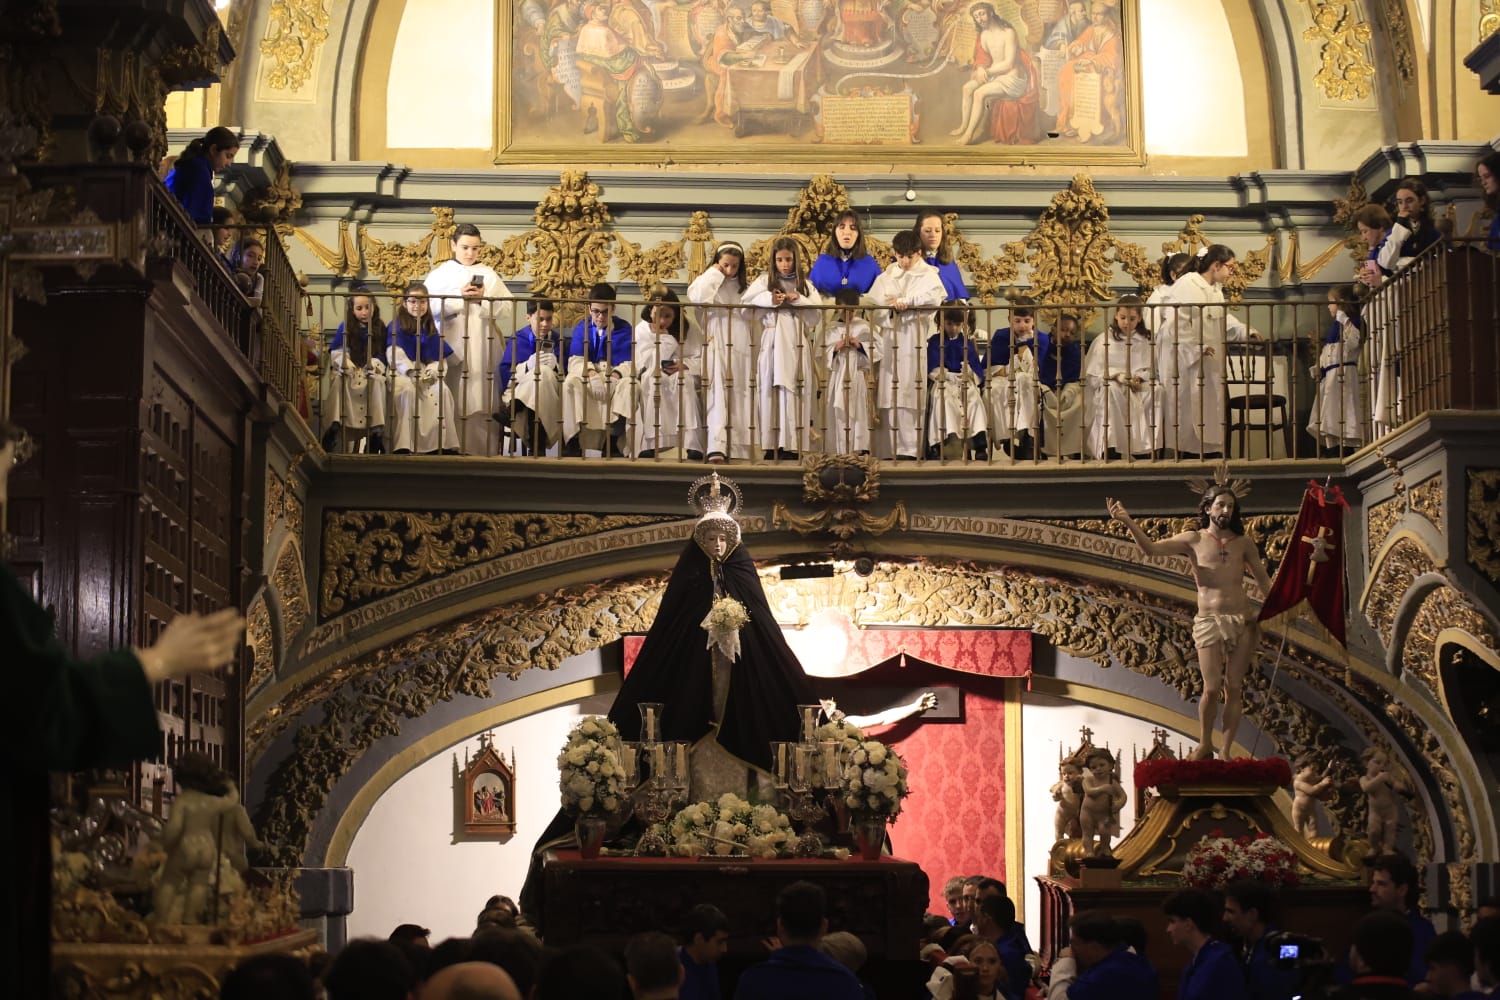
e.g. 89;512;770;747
822;209;869;259
911;209;953;265
397;281;435;338
769;236;810;297
178;126;239;165
1329;282;1364;330
643;284;685;338
343;289;386;367
1161;253;1193;285
1200;244;1236;271
1112;294;1147;340
1394;177;1434;226
713;245;749;294
1479;151;1500;212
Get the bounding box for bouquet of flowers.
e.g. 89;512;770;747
701;595;750;661
814;715;865;756
1182;831;1300;889
557;716;626;816
661;792;793;858
840;739;910;820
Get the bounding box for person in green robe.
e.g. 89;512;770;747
1;418;245;995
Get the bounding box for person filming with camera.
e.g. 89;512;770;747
1222;880;1304;1000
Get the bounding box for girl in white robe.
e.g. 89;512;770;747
745;237;822;457
425;224;513;455
689;243;755;463
632;292;705;458
822;289;880;454
386;282;461;455
1084;298;1157;460
869;232;946;460
321;291;390;454
1307;284;1367;455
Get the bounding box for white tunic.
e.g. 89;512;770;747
1308;310;1366;448
1157;271;1247;455
745;273;823;453
631;318;706;455
424;259;513;420
688;266;757;460
387;340;460;455
1083;330;1157;458
823;317;880;454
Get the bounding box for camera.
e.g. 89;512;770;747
1265;930;1326;969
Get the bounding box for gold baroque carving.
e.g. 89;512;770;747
241;161;302;228
265;471;284;545
361;208;453;293
1468;469;1500;587
1377;0;1417;85
253;547;1443;869
259;0;331;92
1384;698;1473;872
294;220;361;278
1161;215;1275;303
1483;0;1499;42
1408;475;1443;534
1367;492;1403;550
1303;2;1376;102
744;175;869;281
247;593;274;695
614;210;716;292
158;22;224;89
1362;535;1439;646
1402;584;1499;695
494;172;616;328
271;541;309;640
318;511;676;618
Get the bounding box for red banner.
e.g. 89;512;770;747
1257;481;1348;647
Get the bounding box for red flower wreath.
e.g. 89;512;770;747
1134;757;1293;790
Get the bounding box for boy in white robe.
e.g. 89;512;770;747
496;298;563;455
1084;297;1157;460
869;230;946;460
926;303;988;460
631;291;706;458
823;288;879;455
985;301;1043;459
562;282;636;457
425;223;513;456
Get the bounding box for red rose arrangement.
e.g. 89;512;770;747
1134;757;1293;790
1182;830;1300;889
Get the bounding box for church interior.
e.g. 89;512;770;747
5;0;1500;996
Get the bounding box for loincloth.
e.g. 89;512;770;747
1193;612;1251;651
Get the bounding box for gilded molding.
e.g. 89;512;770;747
361;208;449;293
317;510;677;619
1482;1;1499;43
241;161;302;228
253;557;1370;865
247;593;274;695
294;220;361;278
265;471;284;545
259;0;330;92
271;540;309;641
1367;492;1403;550
1302;2;1376;102
158;22;225;89
1467;469;1500;587
1408;475;1443;534
1362;534;1439;646
1161;215;1274;303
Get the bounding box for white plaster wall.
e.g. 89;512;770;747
344;689;614;942
386;0;496;149
1140;0;1249;158
1019;693;1191;929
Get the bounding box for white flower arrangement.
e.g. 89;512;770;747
814;717;866;756
557;716;626;816
660;792;793;858
564;715;620;748
701;595;749;661
840;738;910;820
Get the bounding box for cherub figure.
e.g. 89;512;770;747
1078;749;1127;857
152;753;262;925
1291;754;1333;839
1051;760;1084;841
1359;747;1410;855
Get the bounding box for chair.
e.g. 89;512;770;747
577;63;616;142
1224;345;1291;459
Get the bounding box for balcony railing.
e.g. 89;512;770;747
300;290;1419;466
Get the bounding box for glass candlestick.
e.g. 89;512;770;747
638;702;664;743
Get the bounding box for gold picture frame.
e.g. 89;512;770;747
497;0;1143;164
460;733;518;837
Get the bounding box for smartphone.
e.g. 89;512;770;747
469;275;484;288
661;359;676;371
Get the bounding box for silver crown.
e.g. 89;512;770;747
687;472;742;518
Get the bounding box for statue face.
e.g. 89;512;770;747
708;529;729;559
1088;756;1111;780
1208;491;1237;528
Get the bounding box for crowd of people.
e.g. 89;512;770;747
198;849;1500;1000
163;127;1496;464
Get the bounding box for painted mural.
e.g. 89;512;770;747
502;0;1140;160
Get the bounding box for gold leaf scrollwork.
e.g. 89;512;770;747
260;0;331;92
240;161;303;227
614;209;717;291
247;593;275;694
1362;535;1439;647
318;510;676;618
745;174;854;281
1303;2;1375;102
1466;469;1500;587
158;22;225;89
1161;215;1274;303
294;220;361;278
1378;0;1417;84
1482;0;1499;42
360;208;450;294
494;171;616;329
1402;584;1499;695
271;540;309;640
1408;475;1444;534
